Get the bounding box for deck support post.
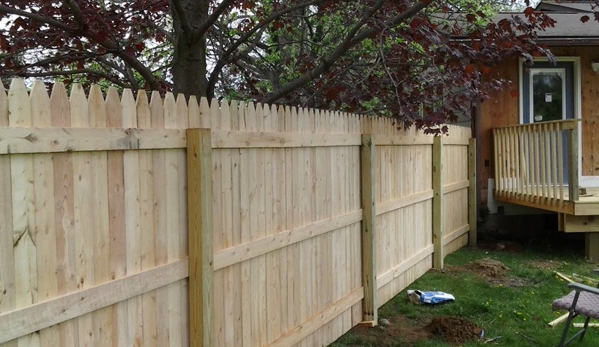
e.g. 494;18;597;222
360;134;378;325
585;233;599;262
187;128;214;347
433;136;444;269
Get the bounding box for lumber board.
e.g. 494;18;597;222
187;128;214;347
211;130;360;148
433;136;444;269
360;134;378;323
376;190;434;216
468;138;477;246
213;210;362;270
442;224;470;246
135;89;158;347
442;180;469;195
0;82;16;347
442;138;470;145
373;134;433;146
549;313;570;328
266;288;364;347
31;80;61;345
0;127;185;154
377;245;434;289
9;78;41;346
0;259;188;344
561;214;599;232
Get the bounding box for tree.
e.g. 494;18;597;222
0;0;558;132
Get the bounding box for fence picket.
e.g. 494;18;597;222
30;81;62;346
0;81;15;347
9;78;41;347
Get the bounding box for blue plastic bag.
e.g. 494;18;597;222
407;290;455;305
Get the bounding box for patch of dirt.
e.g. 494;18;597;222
464;258;509;278
486;276;530;288
344;315;432;346
425;316;483;345
345;315;484;346
528;260;558;271
434;258;530;288
478;241;524;253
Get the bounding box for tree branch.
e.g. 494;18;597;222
206;0;325;97
194;0;236;38
7;68;127;88
264;0;433;103
0;5;76;32
169;0;193;34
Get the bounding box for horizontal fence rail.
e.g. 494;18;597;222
493;120;580;211
0;78;474;347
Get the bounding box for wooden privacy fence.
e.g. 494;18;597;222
493;119;580;212
0;79;475;347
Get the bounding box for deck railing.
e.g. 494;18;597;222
493;119;580;207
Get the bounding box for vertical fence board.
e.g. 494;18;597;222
30;81;61;347
148;90;171;347
9;79;40;347
0;82;16;347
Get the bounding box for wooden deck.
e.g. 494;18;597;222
495;187;599;216
493;120;599;260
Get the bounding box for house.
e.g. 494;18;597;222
478;0;599;260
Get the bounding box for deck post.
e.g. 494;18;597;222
187;128;214;347
567;127;579;202
468;138;477;246
360;134;378;325
586;233;599;262
433;136;444;269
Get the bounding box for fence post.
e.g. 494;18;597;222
360;134;378;325
468;138;477;246
187;128;213;347
433;136;444;269
567;127;579;202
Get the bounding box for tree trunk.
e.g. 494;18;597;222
171;0;209;98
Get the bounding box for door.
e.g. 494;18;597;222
522;61;574;123
522;61;575;183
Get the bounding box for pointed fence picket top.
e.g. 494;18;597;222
0;78;475;347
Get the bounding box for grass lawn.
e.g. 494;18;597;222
329;244;598;347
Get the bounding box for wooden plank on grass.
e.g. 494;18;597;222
187;128;214;347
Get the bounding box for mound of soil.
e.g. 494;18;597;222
465;258;508;278
425;316;483;345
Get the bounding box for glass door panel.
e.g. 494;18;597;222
530;69;565;123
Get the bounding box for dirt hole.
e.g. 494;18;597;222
425;316;484;345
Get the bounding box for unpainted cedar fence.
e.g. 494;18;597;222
0;79;476;347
